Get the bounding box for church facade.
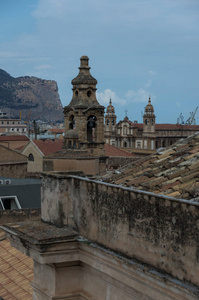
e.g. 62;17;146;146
105;97;199;154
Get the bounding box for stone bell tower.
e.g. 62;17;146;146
104;98;117;145
63;56;105;156
142;97;156;150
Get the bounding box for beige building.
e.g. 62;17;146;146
105;97;199;154
0;118;27;135
0;134;29;150
21;139;63;173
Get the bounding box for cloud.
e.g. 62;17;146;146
35;64;52;70
148;70;157;76
125;88;155;103
0;51;28;58
97;87;156;109
97;89;126;106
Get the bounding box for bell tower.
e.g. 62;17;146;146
63;56;105;156
104;98;117;145
142;97;156;150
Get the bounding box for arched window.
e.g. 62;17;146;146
28;153;34;161
107;119;109;125
69;115;75;129
145;119;148;125
87;90;92;97
68;140;72;148
124;141;127;147
87;115;97;142
112;119;115;125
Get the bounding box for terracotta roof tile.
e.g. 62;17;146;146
0;135;29;141
109;132;199;200
49;128;64;134
0;234;33;300
33;139;63;155
105;143;135;157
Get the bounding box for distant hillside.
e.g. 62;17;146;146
0;69;64;122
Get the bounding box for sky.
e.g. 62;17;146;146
0;0;199;124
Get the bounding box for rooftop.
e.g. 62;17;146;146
0;230;33;300
105;143;136;157
108;133;199;200
0;135;29;141
33;139;63;156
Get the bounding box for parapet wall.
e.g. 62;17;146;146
0;162;27;178
0;208;41;225
41;173;199;286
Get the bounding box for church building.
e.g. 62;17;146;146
105;97;199;154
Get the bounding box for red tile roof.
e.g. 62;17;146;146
109;133;199;200
0;135;29;141
49;128;64;134
33;139;63;156
105;143;135;157
156;124;199;130
0;231;33;300
129;123;199;130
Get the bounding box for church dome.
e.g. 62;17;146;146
71;56;97;85
144;97;155;115
65;130;79;139
106;99;115;114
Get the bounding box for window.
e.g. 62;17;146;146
145;119;148;125
123;126;127;135
87;90;92;97
107;119;109;125
0;196;21;210
28;153;34;161
69;115;75;129
112;119;114;125
87;115;97;141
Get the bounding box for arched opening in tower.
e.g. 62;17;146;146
69;115;75;129
87;115;97;142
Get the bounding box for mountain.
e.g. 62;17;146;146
0;69;64;122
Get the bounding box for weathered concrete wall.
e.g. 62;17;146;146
0;162;27;178
41;174;199;286
43;158;100;176
0;208;41;224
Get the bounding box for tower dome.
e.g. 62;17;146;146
106;98;115;114
144;97;155;116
